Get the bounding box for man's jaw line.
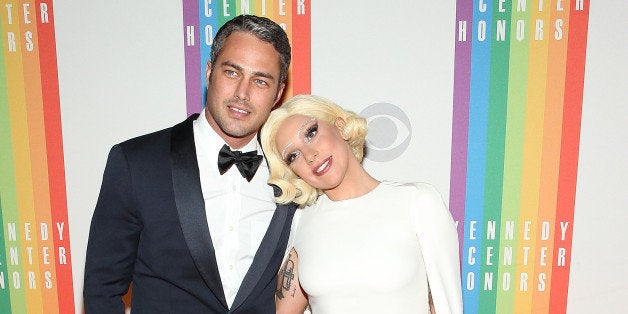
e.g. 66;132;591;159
204;108;256;149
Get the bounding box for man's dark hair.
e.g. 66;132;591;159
210;15;292;85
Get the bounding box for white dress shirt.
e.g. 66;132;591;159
193;110;276;308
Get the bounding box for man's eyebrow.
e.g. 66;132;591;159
221;61;276;80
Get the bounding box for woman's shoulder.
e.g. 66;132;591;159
381;181;451;222
381;181;443;200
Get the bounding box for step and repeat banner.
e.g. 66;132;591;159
450;1;589;313
0;1;74;313
1;1;595;313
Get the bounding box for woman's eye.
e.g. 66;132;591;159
285;151;300;165
305;124;318;142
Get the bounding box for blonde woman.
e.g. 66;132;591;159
260;95;462;314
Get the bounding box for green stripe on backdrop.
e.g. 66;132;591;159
478;1;511;312
218;1;237;25
0;17;14;312
0;198;10;313
495;2;531;312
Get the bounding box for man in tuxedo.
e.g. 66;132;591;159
84;15;296;313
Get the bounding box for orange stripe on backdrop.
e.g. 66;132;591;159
291;0;311;95
532;2;570;313
18;1;47;312
550;1;589;312
272;0;294;99
36;1;75;312
513;1;551;313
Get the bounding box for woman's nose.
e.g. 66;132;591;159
304;149;318;164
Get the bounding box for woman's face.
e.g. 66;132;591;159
275;114;353;192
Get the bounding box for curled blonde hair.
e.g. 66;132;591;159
260;95;367;207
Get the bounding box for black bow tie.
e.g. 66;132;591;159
217;144;263;182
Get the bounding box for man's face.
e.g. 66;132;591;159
205;31;285;148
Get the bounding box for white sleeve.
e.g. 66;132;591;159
282;208;303;265
411;183;463;314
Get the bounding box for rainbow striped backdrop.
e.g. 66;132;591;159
450;1;589;313
181;0;311;116
0;1;74;313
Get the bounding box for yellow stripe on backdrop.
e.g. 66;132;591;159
514;1;551;313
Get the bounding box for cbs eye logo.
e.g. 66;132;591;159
360;103;412;162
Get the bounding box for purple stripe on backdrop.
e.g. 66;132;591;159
183;0;201;116
450;0;472;255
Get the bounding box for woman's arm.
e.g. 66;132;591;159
411;183;463;314
276;247;308;314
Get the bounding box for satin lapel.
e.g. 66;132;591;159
170;114;228;309
231;202;295;311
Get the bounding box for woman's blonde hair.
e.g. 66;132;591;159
260;95;367;207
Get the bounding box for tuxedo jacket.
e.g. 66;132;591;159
84;114;297;313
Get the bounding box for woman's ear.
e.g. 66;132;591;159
335;117;349;140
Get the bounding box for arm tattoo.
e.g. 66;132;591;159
277;253;296;300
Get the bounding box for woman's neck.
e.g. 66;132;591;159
324;163;379;202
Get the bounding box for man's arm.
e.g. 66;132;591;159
83;145;142;313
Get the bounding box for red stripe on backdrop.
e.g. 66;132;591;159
36;1;75;312
549;1;589;312
291;0;310;95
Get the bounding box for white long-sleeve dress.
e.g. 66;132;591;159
290;181;463;314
